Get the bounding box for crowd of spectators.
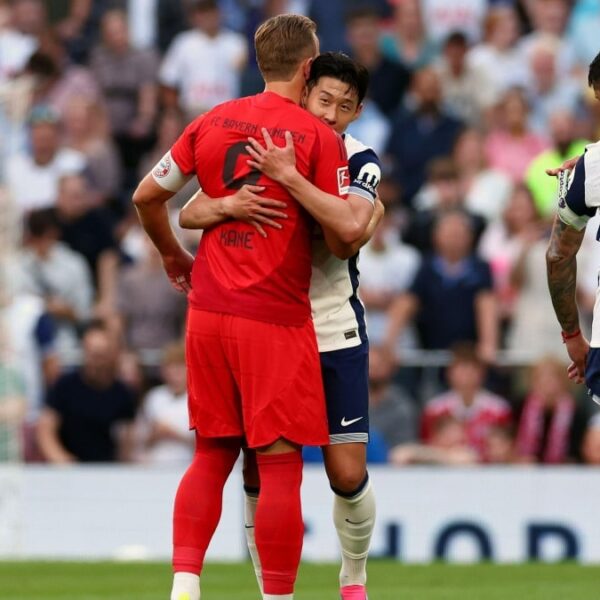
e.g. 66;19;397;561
1;0;600;465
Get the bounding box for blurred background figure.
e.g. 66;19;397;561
36;322;136;463
135;342;193;465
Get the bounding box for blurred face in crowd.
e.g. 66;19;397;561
433;212;473;262
412;68;442;112
394;0;423;37
503;186;538;233
12;0;45;35
486;6;519;50
162;359;187;396
549;110;576;146
82;329;118;386
501;89;529;133
530;359;569;405
485;426;514;464
447;358;485;399
532;0;568;35
101;10;129;53
368;346;394;393
453;129;486;171
304;77;362;134
430;417;467;450
346;15;380;56
31;122;60;165
56;175;90;220
444;38;468;75
191;5;221;38
531;46;557;93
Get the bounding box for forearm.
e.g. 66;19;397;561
137;83;158;124
475;292;499;351
96;251;119;310
281;169;369;244
546;217;585;333
37;413;76;464
384;293;419;347
179;191;229;230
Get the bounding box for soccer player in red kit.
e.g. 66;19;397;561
132;14;373;600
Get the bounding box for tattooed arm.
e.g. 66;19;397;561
546;215;588;383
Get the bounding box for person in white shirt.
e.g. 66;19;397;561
159;0;247;120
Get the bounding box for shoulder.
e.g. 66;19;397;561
424;392;456;414
480;391;511;414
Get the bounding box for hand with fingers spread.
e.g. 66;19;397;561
222;184;288;238
162;247;195;293
546;155;580;177
246;128;297;185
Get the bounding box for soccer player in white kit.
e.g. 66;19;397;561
547;52;600;398
180;52;383;600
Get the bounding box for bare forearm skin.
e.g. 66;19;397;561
546;216;585;333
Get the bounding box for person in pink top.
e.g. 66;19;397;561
484;87;550;182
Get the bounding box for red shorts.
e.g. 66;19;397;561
185;308;329;448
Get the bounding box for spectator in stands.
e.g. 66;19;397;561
368;345;419;451
0;356;26;462
62;97;123;203
359;212;421;351
505;204;563;360
5;105;86;213
18;208;93;357
519;0;578;77
515;357;589;464
53;174;120;319
484;87;549;183
453;128;513;223
408;157;486;254
526;38;582;135
0;0;39;83
112;237;186;354
568;0;600;66
380;0;437;70
478;185;543;328
36;322;136;463
484;424;516;464
386;67;464;205
581;413;600;465
159;0;247;120
421;342;512;459
345;7;410;117
467;5;527;94
137;342;193;465
389;415;478;466
385;210;498;361
525;110;589;218
420;0;487;44
435;31;495;126
90;9;159;185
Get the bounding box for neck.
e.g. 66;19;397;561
264;81;303;105
461;390;477;407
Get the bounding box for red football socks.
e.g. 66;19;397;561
255;451;304;596
172;435;240;573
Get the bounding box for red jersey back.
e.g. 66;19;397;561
171;91;349;326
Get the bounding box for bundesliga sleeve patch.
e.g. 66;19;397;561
349;161;381;205
337;166;350;196
151;150;191;192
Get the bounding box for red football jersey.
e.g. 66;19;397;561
171;91;349;326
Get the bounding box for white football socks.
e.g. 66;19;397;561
333;478;376;588
244;489;264;596
170;572;200;600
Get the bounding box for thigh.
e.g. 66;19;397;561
320;343;370;445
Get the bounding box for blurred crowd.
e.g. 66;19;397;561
1;0;600;466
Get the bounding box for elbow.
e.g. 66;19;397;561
338;222;363;245
132;185;150;208
178;208;191;229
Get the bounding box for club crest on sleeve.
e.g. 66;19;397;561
154;156;172;179
337;166;350;195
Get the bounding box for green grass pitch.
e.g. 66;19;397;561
0;561;599;599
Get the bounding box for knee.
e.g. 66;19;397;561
328;468;367;496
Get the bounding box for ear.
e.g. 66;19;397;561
301;87;309;108
351;102;365;123
303;57;314;81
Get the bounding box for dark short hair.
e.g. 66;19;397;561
345;6;382;24
307;52;370;105
25;208;60;238
444;31;468;48
191;0;218;13
449;341;485;369
589;50;600;87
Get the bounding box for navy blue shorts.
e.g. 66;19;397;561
320;343;369;444
586;347;600;405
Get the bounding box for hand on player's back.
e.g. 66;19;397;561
224;184;288;238
246;128;297;185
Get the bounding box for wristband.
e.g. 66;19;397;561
561;329;581;343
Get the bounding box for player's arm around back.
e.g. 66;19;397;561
247;129;373;247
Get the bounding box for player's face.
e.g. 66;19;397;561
304;76;362;134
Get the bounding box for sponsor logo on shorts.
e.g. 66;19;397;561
341;416;363;427
344;330;358;340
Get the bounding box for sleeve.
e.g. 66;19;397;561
312;128;349;199
475;260;493;293
170;120;202;176
119;385;137;421
557;153;597;230
409;264;428;300
45;377;66;412
348;148;382;205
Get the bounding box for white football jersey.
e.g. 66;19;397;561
310;134;381;352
